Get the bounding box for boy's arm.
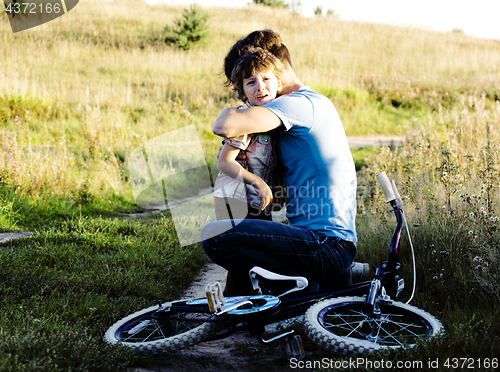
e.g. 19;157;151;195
217;143;273;209
212;106;282;138
217;144;245;179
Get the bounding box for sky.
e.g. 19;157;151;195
145;0;500;41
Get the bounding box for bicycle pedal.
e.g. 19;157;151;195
205;282;225;313
396;278;405;297
285;335;305;361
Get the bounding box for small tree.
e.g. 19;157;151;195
163;5;209;50
253;0;289;9
314;6;322;15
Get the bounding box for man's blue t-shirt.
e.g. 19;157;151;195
264;86;357;242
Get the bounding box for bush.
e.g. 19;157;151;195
253;0;289;9
162;5;209;50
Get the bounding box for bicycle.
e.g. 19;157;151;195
104;172;443;358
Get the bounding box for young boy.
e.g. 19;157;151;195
213;48;285;296
213;48;285;222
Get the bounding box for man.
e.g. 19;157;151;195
202;30;366;294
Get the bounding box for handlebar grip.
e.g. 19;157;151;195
376;172;397;202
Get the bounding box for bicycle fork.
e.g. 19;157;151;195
365;262;404;309
365;277;383;314
363;264;405;342
361;277;385;342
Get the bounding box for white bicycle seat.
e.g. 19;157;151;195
249;267;309;297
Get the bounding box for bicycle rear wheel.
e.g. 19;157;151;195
104;304;222;354
304;296;443;356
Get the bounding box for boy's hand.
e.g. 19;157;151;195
252;178;273;210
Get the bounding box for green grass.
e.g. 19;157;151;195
313;84;433;135
0;214;209;371
351;147;379;170
2;0;499;212
1;166;499;371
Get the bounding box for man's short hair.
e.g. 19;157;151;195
223;30;292;86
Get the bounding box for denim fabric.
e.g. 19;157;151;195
201;219;357;289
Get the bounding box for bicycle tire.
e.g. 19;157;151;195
304;296;443;356
265;314;304;334
104;304;222;354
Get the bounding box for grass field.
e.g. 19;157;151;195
0;0;499;370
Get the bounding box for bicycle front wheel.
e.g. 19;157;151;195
104;304;223;354
304;296;443;356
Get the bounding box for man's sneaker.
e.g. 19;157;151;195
347;262;370;285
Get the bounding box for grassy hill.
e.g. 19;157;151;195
1;0;499;218
0;1;499;370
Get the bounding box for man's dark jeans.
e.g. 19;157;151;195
201;219;357;289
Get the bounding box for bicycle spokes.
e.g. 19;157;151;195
120;312;212;343
321;304;432;346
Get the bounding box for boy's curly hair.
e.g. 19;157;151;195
224;29;291;87
230;48;285;103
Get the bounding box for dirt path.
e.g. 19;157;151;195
347;135;403;148
127;262;279;372
0;231;34;243
133;262;317;372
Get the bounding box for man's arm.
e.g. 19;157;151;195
212;106;282;138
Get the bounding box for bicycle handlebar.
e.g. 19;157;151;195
376;172;397;203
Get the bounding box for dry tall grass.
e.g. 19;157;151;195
3;1;499;106
358;97;500;296
1;0;499;201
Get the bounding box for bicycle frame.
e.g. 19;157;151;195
365;198;404;312
158;194;406;343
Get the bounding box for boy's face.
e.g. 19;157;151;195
242;70;282;106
